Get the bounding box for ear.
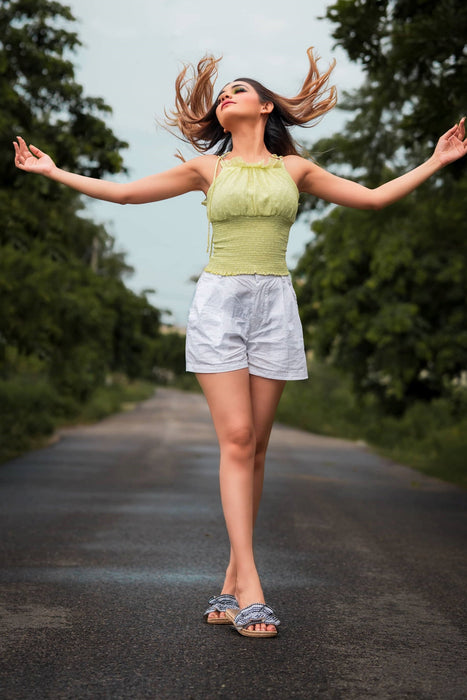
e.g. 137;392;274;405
260;101;274;115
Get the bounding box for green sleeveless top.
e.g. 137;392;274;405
202;154;299;276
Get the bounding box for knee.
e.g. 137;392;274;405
223;425;256;461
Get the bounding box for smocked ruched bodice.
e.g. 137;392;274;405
202;155;299;276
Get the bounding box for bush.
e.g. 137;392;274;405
0;374;155;463
275;362;467;488
0;377;60;460
78;379;155;422
276;361;365;439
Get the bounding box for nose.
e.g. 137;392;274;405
220;91;232;103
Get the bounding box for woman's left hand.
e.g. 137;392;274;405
433;117;467;166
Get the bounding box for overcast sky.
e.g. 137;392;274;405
65;0;363;325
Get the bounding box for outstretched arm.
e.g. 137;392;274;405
13;136;209;203
291;118;467;210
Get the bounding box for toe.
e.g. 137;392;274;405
244;622;277;633
210;611;227;621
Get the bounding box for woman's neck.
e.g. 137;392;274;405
228;124;271;163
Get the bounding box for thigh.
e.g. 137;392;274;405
196;369;254;444
247;277;308;381
186;273;249;374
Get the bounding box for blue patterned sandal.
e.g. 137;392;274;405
204;594;239;625
228;603;280;637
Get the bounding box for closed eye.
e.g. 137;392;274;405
217;85;248;105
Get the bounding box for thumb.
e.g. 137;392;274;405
445;123;461;139
30;144;46;157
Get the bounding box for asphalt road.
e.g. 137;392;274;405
0;388;466;700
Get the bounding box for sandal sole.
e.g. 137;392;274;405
236;628;278;638
205;616;231;625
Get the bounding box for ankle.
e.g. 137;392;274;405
221;565;237;596
235;572;265;608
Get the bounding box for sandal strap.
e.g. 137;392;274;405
204;594;239;616
234;603;280;628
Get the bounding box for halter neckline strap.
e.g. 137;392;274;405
220;152;282;168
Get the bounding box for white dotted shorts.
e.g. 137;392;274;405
186;272;308;380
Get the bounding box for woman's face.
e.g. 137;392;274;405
215;81;270;127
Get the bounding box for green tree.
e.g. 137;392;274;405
295;0;467;414
0;1;172;409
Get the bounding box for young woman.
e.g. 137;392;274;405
13;48;467;639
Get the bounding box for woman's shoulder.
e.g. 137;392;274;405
282;154;316;182
180;154;222;194
283;154;314;169
186;154;219;177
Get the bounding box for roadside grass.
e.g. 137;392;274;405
276;362;467;489
76;376;155;423
0;375;155;464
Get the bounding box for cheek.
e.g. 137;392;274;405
243;93;262;109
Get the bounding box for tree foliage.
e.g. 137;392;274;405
0;0;182;418
295;0;467;414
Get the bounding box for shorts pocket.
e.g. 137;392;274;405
187;300;225;347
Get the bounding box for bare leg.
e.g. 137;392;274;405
219;373;286;606
197;370;285;632
250;373;286;523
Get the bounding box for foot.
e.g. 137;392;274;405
205;592;238;623
236;580;276;634
207;566;237;622
237;611;276;633
230;603;280;637
207;610;229;622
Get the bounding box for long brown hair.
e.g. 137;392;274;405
164;47;337;157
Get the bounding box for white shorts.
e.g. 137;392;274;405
186;272;308;380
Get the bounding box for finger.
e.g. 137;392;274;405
17;138;31;158
458;116;466;138
18;138;36;159
13;141;25;164
16;135;28;151
444;123;459;138
30;144;45;157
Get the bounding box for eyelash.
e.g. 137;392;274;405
217;87;246;104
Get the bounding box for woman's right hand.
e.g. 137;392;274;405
13;136;56;176
12;137;210;204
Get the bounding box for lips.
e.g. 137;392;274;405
221;100;235;110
